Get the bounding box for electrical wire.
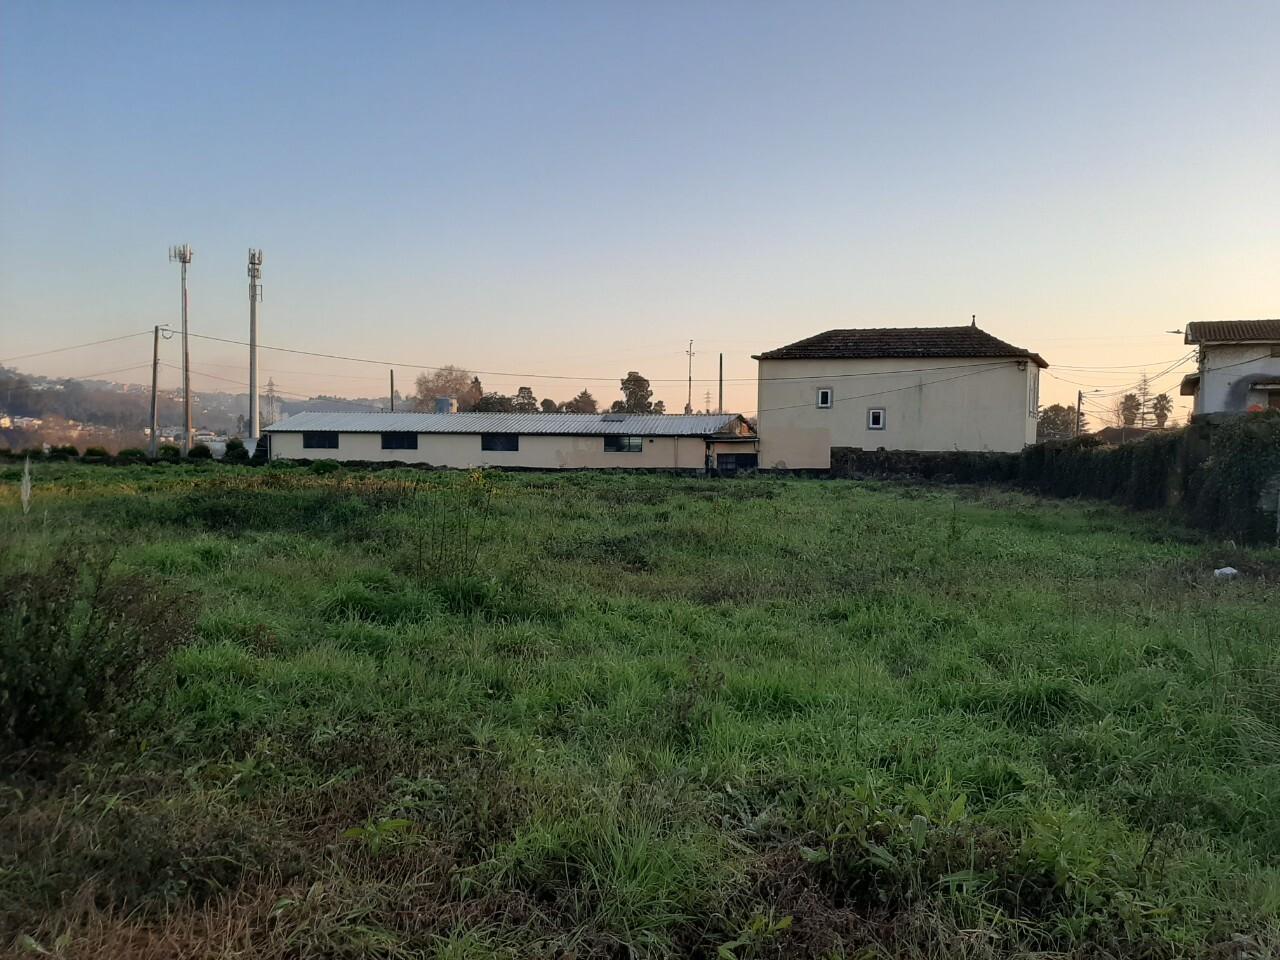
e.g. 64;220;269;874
0;331;152;364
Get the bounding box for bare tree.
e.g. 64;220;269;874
414;366;475;411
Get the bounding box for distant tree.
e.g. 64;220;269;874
1036;404;1077;441
413;366;474;411
1120;393;1141;426
1136;374;1152;427
471;392;515;413
564;389;597;414
461;377;484;411
618;372;656;413
511;386;538;413
1152;393;1173;428
540;398;559;413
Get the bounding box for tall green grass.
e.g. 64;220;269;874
1;463;1278;957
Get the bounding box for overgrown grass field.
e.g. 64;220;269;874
2;462;1278;958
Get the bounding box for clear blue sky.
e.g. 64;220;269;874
2;0;1277;416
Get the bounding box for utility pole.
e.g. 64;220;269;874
1075;389;1083;437
718;353;724;414
247;249;264;441
389;370;395;411
169;244;194;454
148;325;161;457
685;340;695;415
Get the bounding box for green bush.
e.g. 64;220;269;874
47;444;78;460
158;444;180;460
0;546;190;750
187;443;213;460
117;448;147;460
82;446;110;460
309;459;341;475
222;438;249;464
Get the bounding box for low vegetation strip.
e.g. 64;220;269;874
1;462;1278;958
834;409;1280;544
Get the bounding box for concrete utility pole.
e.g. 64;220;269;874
685;340;695;415
389;369;395;411
148;326;161;457
169;244;194;454
247;249;264;441
718;352;724;414
1075;389;1084;437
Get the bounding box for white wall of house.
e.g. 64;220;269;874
269;431;747;469
755;356;1038;468
1193;344;1280;415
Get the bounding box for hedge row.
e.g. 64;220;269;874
833;410;1280;543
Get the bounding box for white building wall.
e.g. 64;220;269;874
755;356;1038;469
1194;344;1280;415
269;431;726;469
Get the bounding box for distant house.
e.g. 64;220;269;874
752;324;1047;468
1181;319;1280;416
263;411;758;472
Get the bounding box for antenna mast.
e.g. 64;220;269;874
685;340;695;414
169;244;194;454
247;249;264;441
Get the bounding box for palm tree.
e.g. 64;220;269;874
1152;393;1173;428
1120;393;1141;426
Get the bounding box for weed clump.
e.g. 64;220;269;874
0;544;190;752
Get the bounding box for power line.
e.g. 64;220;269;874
185;331;1042;386
0;331;152;364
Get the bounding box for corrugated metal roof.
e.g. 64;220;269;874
1184;320;1280;344
264;411;750;437
753;325;1048;368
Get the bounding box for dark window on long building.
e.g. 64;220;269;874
481;433;519;452
302;431;339;449
381;432;418;450
604;435;643;453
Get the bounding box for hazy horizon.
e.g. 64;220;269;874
3;1;1277;422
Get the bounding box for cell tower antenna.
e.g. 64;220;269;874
247;249;264;441
168;244;194;454
685;340;695;415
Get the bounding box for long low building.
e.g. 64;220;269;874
263;411;758;471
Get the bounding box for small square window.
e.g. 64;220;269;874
816;388;833;409
867;408;886;430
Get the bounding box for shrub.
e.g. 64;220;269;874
222;438;249;464
117;448;147;460
309;459;341;475
158;444;180;460
187;443;212;460
47;445;78;460
249;436;269;466
82;446;110;460
0;545;190;751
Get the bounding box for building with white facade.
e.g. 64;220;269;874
753;324;1047;469
1180;320;1280;416
264;412;758;472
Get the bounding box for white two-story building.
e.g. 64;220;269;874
1180;319;1280;416
753;324;1047;469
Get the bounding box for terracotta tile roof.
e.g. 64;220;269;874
1184;320;1280;344
753;325;1047;368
